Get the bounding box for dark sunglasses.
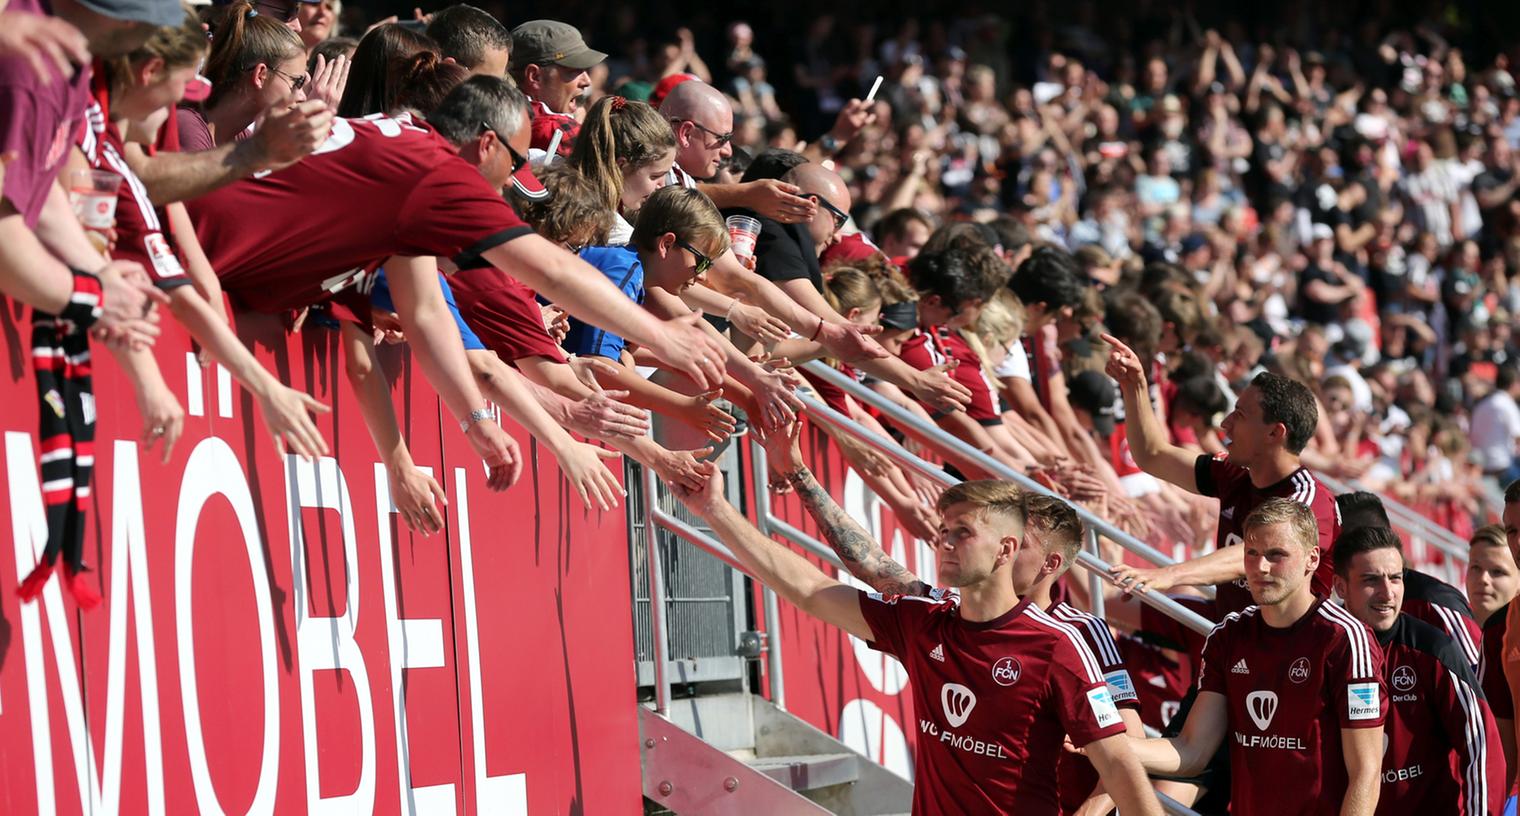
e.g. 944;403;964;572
480;122;529;173
673;118;733;147
252;0;300;22
269;66;307;93
810;194;849;230
675;238;713;277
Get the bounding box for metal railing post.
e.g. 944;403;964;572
799;362;1204;586
1313;471;1470;560
1086;528;1105;623
796;389;1217;636
642;461;673;716
748;440;787;710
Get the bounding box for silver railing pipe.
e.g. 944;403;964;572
792;391;1216;635
642;463;673;716
1086;528;1106;624
798;362;1208;591
1314;471;1469;560
749;442;788;710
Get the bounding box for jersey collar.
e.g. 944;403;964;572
960;595;1032;631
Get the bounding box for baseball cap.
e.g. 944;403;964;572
819;232;885;267
1068;371;1120;436
511;20;607;71
650;73;699;110
80;0;186;27
511;158;548;201
182;73;212;102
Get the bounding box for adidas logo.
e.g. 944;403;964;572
930;644;945;663
1148;675;1168;688
1231;658;1250;675
1221;507;1235;520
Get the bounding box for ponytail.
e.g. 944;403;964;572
390;50;469;116
204;1;303;108
569;95;676;212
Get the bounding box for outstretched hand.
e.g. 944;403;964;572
670;460;726;518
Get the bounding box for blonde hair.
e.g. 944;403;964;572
823;267;883;316
570;96;676;212
963;289;1023;382
1242;498;1320;554
109;8;208;92
937;480;1025;532
206;1;304;108
630;186;729;258
1471;524;1507;551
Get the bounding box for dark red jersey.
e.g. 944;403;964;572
1478;601;1511;720
447;265;565;364
1048;602;1140;815
858;590;1127;815
1376;613;1504;816
1128;595;1219;730
1197;599;1387;816
189;114;531;313
79;74;189;290
898;327;999;423
1194;454;1341;614
1401;568;1482;673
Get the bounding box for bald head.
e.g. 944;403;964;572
785;162;852;251
663;79;735;180
661;80;731;121
787;163;848;202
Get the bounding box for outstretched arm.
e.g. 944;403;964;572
674;462;874;641
1101;334;1200;493
764;425;933;597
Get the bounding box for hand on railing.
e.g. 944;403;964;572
1108;562;1178;596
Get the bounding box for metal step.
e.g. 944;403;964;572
747;753;861;792
641;706;832;815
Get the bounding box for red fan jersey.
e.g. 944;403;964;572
447;265;566;364
79;73;189;290
858;590;1127;815
1376;613;1503;816
1194;453;1341;614
188;114;531;313
1196;599;1387;816
1047;602;1141;815
898;327;1000;423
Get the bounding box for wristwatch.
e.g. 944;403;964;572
818;133;841;155
459;408;494;433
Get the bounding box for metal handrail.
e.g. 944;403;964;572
789;391;1217;636
1314;471;1470;561
799;361;1211;591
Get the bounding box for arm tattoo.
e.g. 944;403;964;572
783;466;932;597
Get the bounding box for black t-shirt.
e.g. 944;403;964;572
1299;263;1344;325
726;208;823;291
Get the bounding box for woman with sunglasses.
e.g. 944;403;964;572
178;1;308;153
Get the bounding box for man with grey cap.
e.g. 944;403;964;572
0;0;184;348
510;19;604;158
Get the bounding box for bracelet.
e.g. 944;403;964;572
809;316;825;341
62;267;105;330
459;407;493;433
724;299;739;321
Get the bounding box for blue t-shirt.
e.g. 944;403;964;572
370;268;486;351
563;245;643;359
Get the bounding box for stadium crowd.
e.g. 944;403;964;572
2;0;1520;811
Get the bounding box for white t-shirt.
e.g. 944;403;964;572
993;338;1031;380
1471;390;1520;472
609;211;634;246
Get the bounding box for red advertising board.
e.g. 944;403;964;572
0;305;641;815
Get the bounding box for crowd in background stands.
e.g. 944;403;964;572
1;0;1519;594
